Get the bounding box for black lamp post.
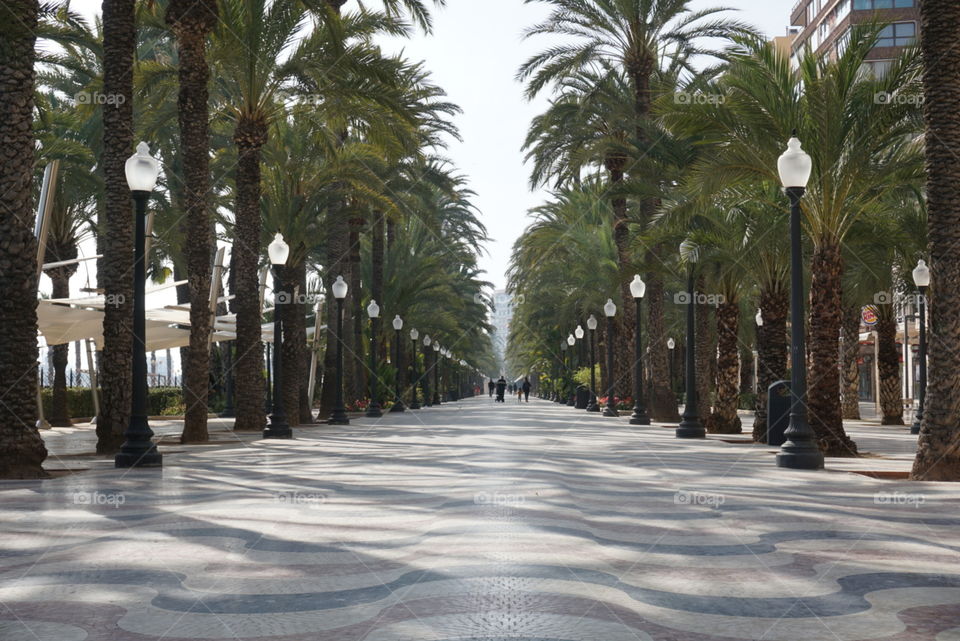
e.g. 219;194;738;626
602;298;619;417
676;246;705;438
409;328;421;409
911;259;929;435
566;334;576;405
264;232;293;439
586;315;599;411
365;300;383;418
629;275;650;425
328;275;350;425
422;334;432;407
391;315;405;412
667;337;675;401
432;342;441;405
116;142;162;468
775;134;823;469
558;341;568;403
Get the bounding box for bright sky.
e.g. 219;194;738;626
61;0;796;293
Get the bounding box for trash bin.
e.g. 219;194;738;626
767;380;791;446
575;385;589;409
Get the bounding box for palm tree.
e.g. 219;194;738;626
0;0;48;478
165;0;219;443
95;0;138;453
520;0;750;418
912;0;960;480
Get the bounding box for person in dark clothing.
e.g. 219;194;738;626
488;379;495;398
522;378;531;402
495;376;506;402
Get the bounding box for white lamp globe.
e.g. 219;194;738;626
567;334;575;346
410;327;419;341
575;325;584;339
332;275;348;299
366;300;380;319
587;315;597;330
393;315;403;331
433;342;440;352
755;310;763;327
913;259;930;287
423;334;431;346
267;232;289;266
777;133;812;189
630;274;646;299
603;298;617;317
125;141;160;192
667;337;676;350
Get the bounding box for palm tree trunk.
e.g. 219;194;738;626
167;0;219;443
0;0;48;478
807;241;857;456
707;300;741;434
96;0;137;454
647;269;679;421
278;262;300;426
876;306;903;425
753;286;788;442
695;276;713;422
231;117;267;431
296;260;313;423
605;158;629;399
840;303;862;420
912;0;960;480
348;221;364;403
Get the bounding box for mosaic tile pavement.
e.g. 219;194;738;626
2;397;960;640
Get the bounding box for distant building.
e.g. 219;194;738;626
789;0;920;74
490;290;515;371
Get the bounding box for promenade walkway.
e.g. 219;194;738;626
2;397;959;640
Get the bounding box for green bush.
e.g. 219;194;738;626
40;386;186;420
738;392;757;410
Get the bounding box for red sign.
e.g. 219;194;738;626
861;306;878;326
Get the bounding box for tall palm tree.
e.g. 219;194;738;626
166;0;219;443
0;0;48;478
96;0;138;453
520;0;750;418
912;0;960;480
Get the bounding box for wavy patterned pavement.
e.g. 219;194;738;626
3;397;960;640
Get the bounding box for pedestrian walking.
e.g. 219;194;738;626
488;379;495;398
522;377;531;402
495;376;506;402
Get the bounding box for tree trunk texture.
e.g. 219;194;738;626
167;0;219;443
319;196;348;418
753;286;788;443
45;240;78;427
347;220;364;402
372;211;386;388
647;269;679;421
0;0;48;478
230;117;267;431
807;242;858;456
840;303;862;420
605;159;628;401
695;276;713;422
707;300;741;434
876;306;903;425
297;261;313;423
912;0;960;480
95;0;136;454
740;346;754;395
278;260;308;426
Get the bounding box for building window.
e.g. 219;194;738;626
853;0;914;9
862;59;894;77
877;22;916;47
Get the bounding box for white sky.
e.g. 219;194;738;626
58;0;796;293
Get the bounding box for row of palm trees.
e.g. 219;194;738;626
506;0;959;480
1;0;497;478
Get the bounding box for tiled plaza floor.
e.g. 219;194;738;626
2;397;959;640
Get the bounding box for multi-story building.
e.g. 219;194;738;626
490;290;515;371
789;0;920;74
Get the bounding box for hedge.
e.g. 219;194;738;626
40;386;186;420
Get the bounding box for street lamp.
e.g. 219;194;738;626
559;341;568;403
603;298;619;417
391;315;405;412
677;243;705;439
263;232;292;438
432;342;441;405
423;334;432;406
116;142;162;468
566;333;576;405
409;328;421;409
667;337;676;400
365;300;382;418
328;275;350;424
755;310;763;327
775;133;823;469
911;258;929;435
586;315;599;412
629;274;650;425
